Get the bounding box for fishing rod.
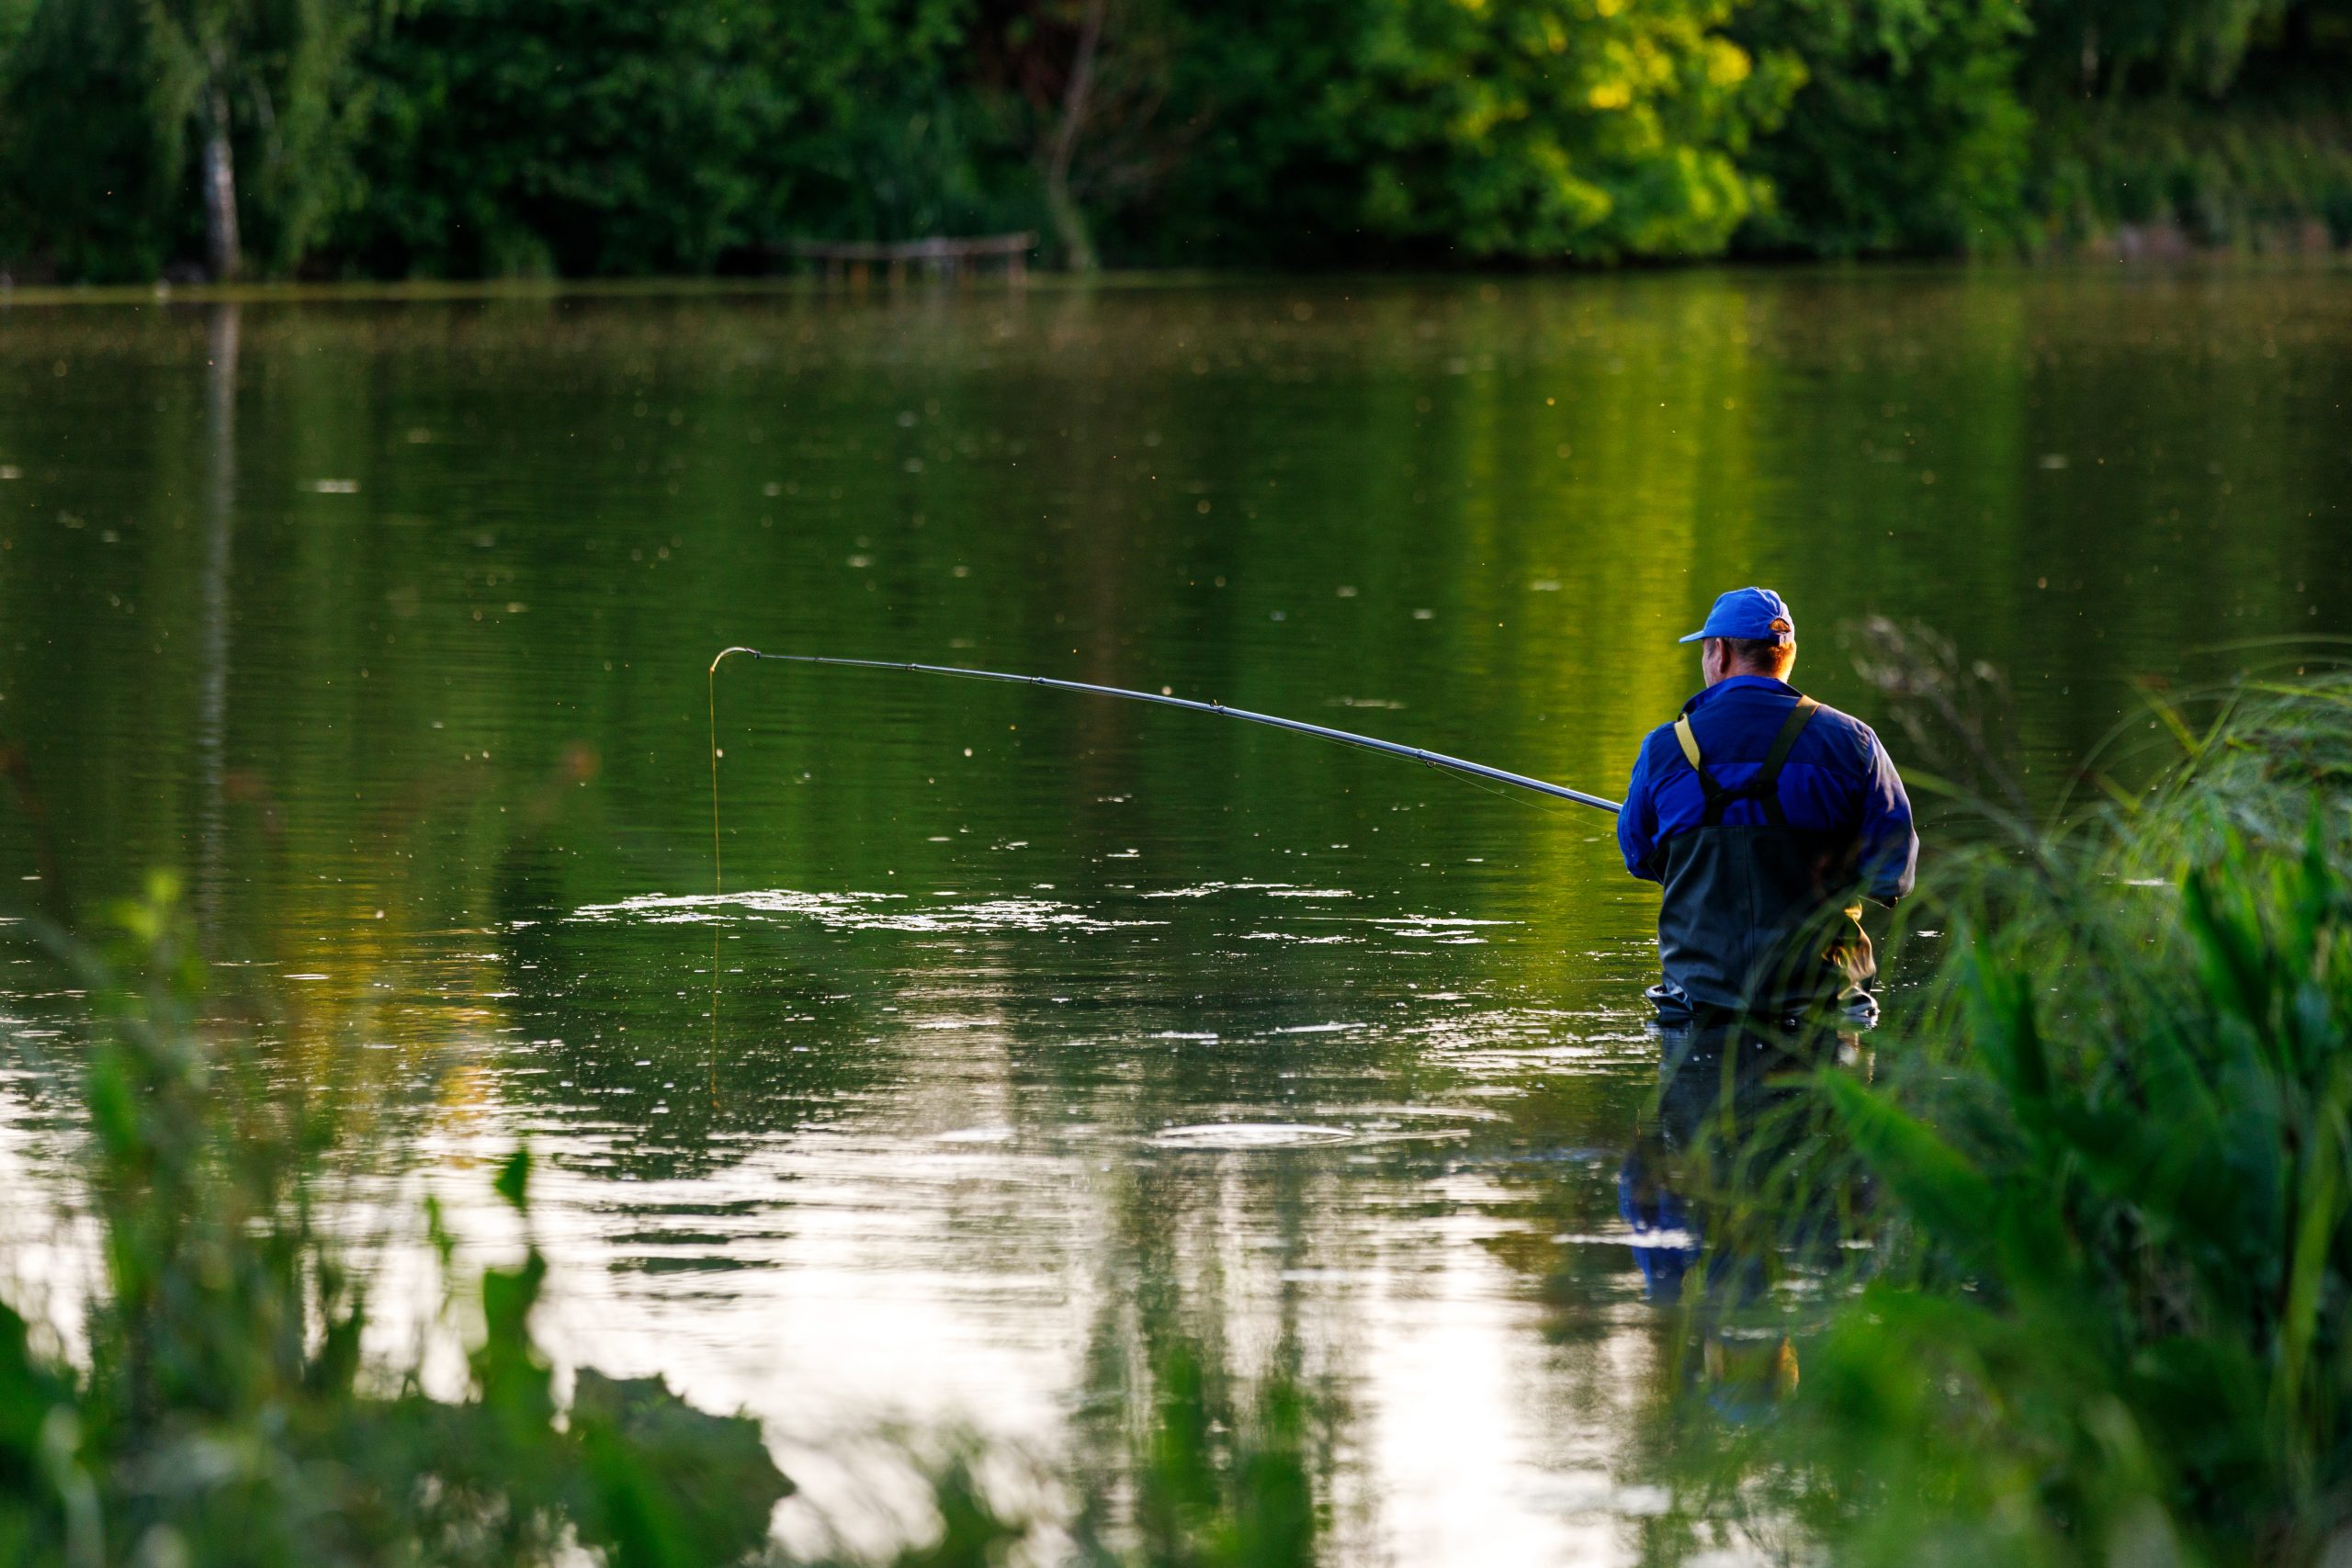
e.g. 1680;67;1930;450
707;651;1622;871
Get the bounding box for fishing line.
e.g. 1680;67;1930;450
703;648;1621;1064
1427;757;1576;818
707;647;1620;902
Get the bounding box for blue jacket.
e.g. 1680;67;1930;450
1617;676;1917;904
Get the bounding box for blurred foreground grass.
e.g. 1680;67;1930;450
0;875;797;1567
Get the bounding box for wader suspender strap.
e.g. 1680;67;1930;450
1671;696;1820;827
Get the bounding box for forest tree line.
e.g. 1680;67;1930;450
5;0;2349;283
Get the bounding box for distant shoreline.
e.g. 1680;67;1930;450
3;250;2345;310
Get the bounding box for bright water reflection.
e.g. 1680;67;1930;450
2;269;2349;1562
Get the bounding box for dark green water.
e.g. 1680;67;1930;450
2;269;2347;1561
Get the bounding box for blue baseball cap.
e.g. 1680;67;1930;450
1678;587;1795;645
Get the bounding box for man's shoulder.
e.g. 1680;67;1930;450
1801;696;1871;739
1635;717;1690;763
1796;698;1884;770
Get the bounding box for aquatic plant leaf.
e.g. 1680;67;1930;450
0;1299;77;1560
1959;954;2053;1142
472;1249;556;1438
885;1457;1023;1568
2129;1334;2266;1483
2183;862;2276;1045
494;1145;532;1212
571;1368;794;1568
1823;1074;1997;1256
2274;1077;2347;1435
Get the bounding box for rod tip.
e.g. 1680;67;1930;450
709;645;761;673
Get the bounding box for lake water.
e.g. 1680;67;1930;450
2;268;2347;1562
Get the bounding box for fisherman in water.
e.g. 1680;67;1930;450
1617;588;1917;1027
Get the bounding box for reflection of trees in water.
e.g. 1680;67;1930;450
195;303;239;949
4;281;2334;997
1064;1156;1344;1567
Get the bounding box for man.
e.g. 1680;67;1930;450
1617;587;1917;1025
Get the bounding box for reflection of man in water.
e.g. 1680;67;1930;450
1620;1026;1829;1409
1616;588;1917;1025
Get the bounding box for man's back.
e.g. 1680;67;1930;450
1619;673;1916;1017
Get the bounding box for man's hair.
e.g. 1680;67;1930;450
1720;637;1796;677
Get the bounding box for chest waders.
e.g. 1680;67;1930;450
1656;695;1873;1021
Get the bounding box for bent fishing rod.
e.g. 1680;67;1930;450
707;650;1622;856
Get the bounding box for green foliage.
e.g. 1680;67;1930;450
2028;0;2295;96
0;0;2345;277
338;0;1018;277
1731;0;2032;254
1311;0;1794;261
0;0;180;280
1671;677;2352;1566
0;0;363;279
2030;96;2352;246
338;0;787;277
1144;0;1795;263
151;0;369;265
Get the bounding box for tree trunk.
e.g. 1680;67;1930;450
201;72;241;283
1044;0;1107;272
1045;183;1095;276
